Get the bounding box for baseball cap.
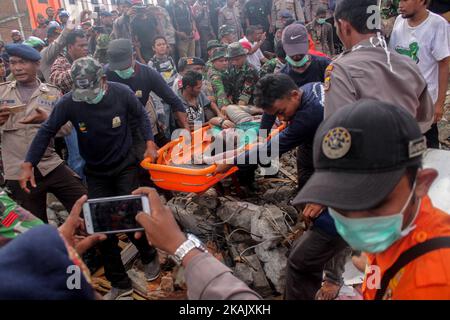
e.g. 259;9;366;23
282;23;308;56
293;99;427;211
107;39;133;70
177;57;205;71
71;57;104;103
11;30;21;35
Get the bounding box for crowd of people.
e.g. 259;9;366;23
0;0;449;301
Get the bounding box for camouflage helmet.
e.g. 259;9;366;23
218;25;235;39
71;57;104;102
210;46;227;62
207;40;222;51
225;42;247;59
96;34;110;50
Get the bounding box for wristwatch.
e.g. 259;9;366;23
172;233;208;265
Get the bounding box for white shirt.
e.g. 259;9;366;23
240;37;265;71
389;11;450;103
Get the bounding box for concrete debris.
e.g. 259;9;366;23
250;205;289;250
89;149;305;299
217;200;260;231
255;245;288;294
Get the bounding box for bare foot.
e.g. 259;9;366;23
315;281;341;300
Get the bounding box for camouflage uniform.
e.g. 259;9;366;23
304;0;330;23
259;57;285;78
272;0;305;28
306;20;334;56
381;0;400;39
206;47;231;108
218;4;243;41
224;42;259;105
93;34;110;65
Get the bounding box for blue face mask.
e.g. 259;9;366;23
86;89;105;105
317;18;327;24
286;55;309;68
114;66;134;79
329;182;419;253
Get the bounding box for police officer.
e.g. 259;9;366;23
224;42;259;106
325;0;434;135
0;44;86;222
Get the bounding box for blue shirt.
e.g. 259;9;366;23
238;82;337;235
25;81;154;168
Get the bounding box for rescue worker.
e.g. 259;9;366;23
294;99;450;300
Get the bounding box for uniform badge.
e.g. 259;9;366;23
112;116;121;128
322;127;352;159
135;90;143;98
79;122;87;133
324;64;334;91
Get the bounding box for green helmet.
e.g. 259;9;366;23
96;34;110;50
210;46;227;61
225;42;247;59
71;57;104;102
218;25;235;39
24;36;45;49
207;40;222;51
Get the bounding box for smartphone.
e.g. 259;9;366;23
83;195;150;235
8;104;26;113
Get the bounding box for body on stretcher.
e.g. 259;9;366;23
140;121;286;193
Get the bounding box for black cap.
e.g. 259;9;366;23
107;39;133;70
293;99;426;211
177;57;205;72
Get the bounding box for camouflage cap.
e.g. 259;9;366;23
96;34;110;50
210;46;227;61
225;42;247;59
71;57;104;102
218;25;235;39
207;40;222;51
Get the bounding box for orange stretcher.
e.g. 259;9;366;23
141;123;286;193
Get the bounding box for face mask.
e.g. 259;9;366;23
86;89;105;104
286;55;309;68
317;18;326;24
329;181;419;253
114;66;134;79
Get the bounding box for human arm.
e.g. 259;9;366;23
434;56;450;122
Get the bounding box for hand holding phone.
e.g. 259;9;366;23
83;195;150;234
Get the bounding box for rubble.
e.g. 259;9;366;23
88;150;304;299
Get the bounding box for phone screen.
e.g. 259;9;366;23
88;197;144;233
